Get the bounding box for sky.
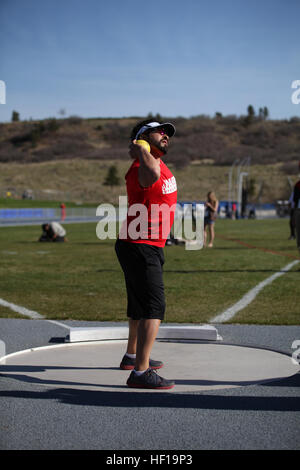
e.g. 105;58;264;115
0;0;299;122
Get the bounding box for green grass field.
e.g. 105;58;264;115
0;218;299;324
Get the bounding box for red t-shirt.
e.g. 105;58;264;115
119;158;177;247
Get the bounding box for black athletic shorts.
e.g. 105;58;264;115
115;238;165;320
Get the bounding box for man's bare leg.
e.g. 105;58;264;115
135;318;161;371
208;224;215;247
126;318;139;354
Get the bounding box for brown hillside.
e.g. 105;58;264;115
1;114;300;167
0;114;299;203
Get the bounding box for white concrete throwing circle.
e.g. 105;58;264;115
1;340;299;393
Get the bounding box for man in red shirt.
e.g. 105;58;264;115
115;119;177;389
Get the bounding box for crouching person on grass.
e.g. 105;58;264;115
39;222;67;242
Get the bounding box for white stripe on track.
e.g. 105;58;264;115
0;298;44;319
210;260;299;323
0;298;70;329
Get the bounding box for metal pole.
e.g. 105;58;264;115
238;172;248;217
228;158;239;211
236;157;250;207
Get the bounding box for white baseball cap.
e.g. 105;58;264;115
135;121;176;140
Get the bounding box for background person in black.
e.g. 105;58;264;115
293;178;300;252
288;190;296;240
204;191;219;248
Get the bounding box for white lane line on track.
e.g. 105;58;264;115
0;298;44;319
0;298;70;329
210;259;299;323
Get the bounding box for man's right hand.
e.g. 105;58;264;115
129;140;160;188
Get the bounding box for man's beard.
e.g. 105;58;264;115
148;134;169;155
157;139;169;155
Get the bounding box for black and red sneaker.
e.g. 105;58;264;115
120;355;163;370
126;368;175;390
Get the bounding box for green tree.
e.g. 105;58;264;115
247;105;255;118
258;106;269;120
263;106;269;120
243;105;255;127
11;110;20;122
104;165;120;187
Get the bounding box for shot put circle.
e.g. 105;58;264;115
1;339;298;393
